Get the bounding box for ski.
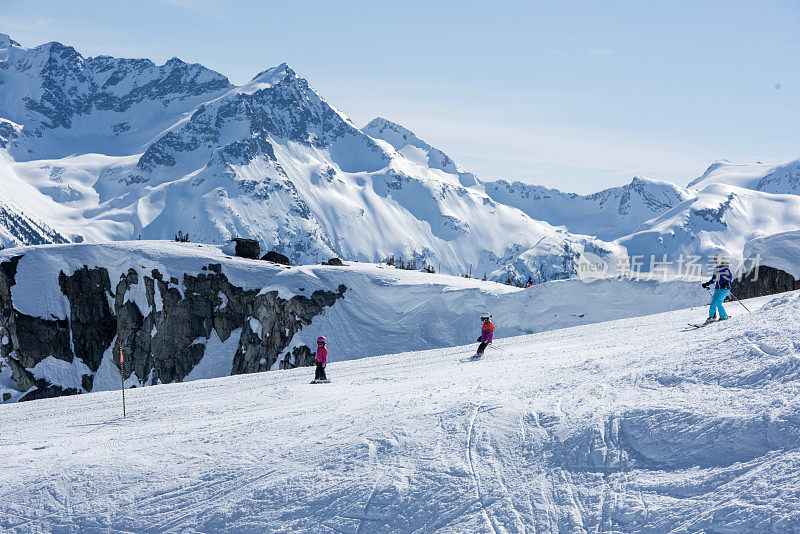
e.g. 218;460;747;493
688;317;730;329
459;355;484;363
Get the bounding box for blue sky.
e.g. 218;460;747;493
2;0;798;193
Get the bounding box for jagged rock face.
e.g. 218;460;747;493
59;266;116;372
0;256;345;402
2;40;232;135
0;256;72;370
125;63;387;188
731;265;800;300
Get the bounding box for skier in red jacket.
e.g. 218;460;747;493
473;313;494;359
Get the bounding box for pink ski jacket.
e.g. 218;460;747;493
316;346;328;364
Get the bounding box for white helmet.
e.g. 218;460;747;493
480;312;492;320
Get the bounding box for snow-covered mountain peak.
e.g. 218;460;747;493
0;33;20;49
249;62;294;82
0;34;235;160
364;116;478;186
688;158;800;195
239;62;298;94
0;32;613;284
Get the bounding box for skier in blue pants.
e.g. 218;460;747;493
701;255;732;325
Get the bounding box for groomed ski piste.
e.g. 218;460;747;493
1;288;799;532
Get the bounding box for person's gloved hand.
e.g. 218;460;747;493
477;337;482;342
702;282;710;289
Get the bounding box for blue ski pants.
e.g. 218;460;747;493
709;289;730;319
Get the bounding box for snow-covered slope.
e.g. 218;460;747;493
0;191;68;248
0;34;617;284
0;241;705;402
483;176;693;241
743;230;800;279
0;289;796;531
689;159;800;195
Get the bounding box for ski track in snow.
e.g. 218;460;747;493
1;291;800;532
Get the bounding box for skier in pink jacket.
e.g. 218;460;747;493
313;336;329;383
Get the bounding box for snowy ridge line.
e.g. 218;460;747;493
0;291;797;531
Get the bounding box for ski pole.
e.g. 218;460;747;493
489;344;507;354
729;291;752;314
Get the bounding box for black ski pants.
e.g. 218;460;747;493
315;362;327;381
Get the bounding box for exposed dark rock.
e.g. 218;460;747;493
262;250;290;265
0;202;69;246
18;43;232;133
20;379;80;402
81;374;94;392
278;345;315;370
292;345;315;367
2;393;10;402
323;257;343;266
58;266;116;372
12;313;72;368
731;265;800;300
233;238;261;259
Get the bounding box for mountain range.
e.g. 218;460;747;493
1;32;798;280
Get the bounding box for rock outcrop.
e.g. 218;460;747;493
262;251;291;265
232;238;261;260
731;265;800;300
0;256;345;402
